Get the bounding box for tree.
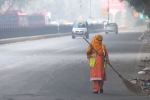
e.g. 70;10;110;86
119;0;150;18
0;0;6;10
0;0;36;12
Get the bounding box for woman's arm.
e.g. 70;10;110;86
86;46;93;60
87;46;93;55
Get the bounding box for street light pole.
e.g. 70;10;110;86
108;0;109;23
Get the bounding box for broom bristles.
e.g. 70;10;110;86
121;77;147;96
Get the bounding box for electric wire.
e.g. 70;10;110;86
79;0;94;19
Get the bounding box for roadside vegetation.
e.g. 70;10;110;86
120;0;150;18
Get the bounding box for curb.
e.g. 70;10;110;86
0;33;71;45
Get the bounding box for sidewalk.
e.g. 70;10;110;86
133;29;150;96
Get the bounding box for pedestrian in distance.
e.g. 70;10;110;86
86;34;110;94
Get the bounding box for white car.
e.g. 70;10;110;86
105;23;118;34
66;22;73;26
72;21;89;39
50;21;59;26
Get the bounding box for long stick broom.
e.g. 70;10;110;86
83;37;147;96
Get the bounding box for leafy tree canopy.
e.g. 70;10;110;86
0;0;35;12
120;0;150;18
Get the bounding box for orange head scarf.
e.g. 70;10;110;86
86;34;103;54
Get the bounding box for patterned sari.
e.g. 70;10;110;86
90;47;107;81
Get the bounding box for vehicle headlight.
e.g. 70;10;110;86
72;29;75;32
84;29;87;32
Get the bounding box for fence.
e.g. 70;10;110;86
0;24;104;39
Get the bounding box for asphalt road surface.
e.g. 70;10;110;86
0;28;149;100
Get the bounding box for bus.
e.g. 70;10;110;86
0;10;28;26
28;12;51;26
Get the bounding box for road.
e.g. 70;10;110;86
0;28;149;100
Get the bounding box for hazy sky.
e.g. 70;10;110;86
26;0;136;26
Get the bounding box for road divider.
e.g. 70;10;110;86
0;33;71;45
0;29;104;45
0;24;104;39
0;24;104;45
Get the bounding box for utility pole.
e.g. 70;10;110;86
108;0;109;23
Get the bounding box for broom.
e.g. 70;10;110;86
83;37;147;96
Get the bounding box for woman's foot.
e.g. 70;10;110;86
93;91;98;94
100;89;103;93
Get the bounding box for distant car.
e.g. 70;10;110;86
72;21;89;39
66;22;73;26
105;23;118;34
50;21;59;26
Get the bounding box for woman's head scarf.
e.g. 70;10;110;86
86;34;103;53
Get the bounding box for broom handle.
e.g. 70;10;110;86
83;37;122;78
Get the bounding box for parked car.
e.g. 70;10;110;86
66;22;73;26
72;21;89;39
105;23;118;34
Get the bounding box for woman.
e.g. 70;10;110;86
86;34;110;94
